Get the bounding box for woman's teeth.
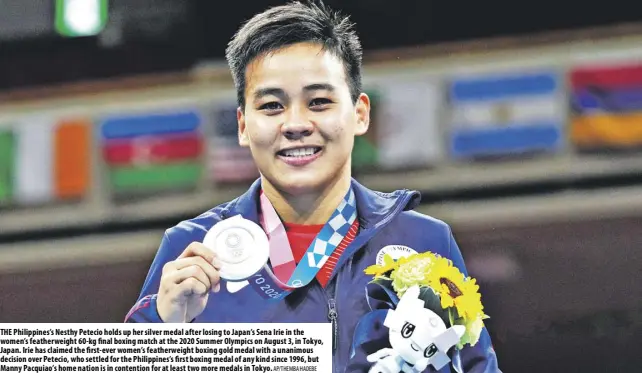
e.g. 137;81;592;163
282;147;318;157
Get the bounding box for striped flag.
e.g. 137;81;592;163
447;71;564;159
0;117;91;205
208;104;259;184
570;63;642;151
100;110;204;194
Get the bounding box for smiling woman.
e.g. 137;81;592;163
125;2;501;373
237;42;370;224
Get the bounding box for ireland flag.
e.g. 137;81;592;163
0;118;92;205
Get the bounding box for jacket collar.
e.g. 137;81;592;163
220;177;422;284
220;177;421;230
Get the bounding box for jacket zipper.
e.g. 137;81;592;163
323;271;341;373
327;298;338;351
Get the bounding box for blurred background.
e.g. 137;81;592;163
1;0;642;372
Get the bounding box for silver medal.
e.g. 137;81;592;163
202;215;269;281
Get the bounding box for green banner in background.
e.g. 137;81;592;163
0;130;15;203
55;0;109;38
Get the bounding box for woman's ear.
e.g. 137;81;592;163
354;92;371;136
237;106;249;147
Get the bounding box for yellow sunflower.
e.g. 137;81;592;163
454;287;489;348
426;259;488;347
364;253;401;277
426;257;466;309
455;278;487;321
426;257;486;323
363;250;490;348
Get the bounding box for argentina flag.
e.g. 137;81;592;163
447;71;565;159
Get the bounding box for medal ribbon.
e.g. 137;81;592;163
248;187;357;300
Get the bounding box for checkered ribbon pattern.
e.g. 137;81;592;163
248;187;357;300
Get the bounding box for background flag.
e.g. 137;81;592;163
570;63;642;151
1;117;91;205
100;110;204;194
447;71;564;159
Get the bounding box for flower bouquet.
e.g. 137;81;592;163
361;251;489;373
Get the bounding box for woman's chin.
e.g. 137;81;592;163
274;174;329;196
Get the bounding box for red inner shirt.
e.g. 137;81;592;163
284;222;325;263
283;218;359;288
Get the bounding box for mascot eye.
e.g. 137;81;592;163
424;344;438;358
401;322;415;338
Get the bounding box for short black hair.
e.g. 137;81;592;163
225;0;363;110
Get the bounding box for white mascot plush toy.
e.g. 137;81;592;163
366;285;465;373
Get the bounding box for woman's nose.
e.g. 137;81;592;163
282;111;314;140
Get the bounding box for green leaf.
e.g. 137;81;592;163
419;287;450;326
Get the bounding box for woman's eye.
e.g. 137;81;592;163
310;98;332;108
259;102;283;111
